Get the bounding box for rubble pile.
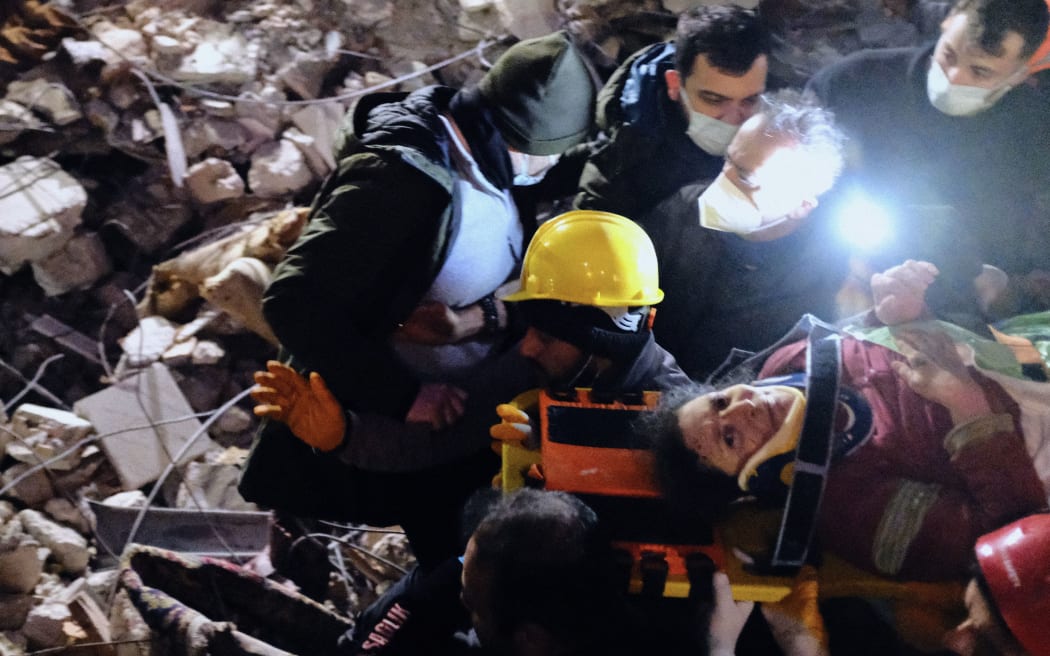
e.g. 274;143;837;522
0;0;940;651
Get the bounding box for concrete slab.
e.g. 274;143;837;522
73;363;215;490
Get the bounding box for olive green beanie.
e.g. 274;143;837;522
478;32;596;156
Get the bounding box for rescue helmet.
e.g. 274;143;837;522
501;210;664;306
974;512;1050;656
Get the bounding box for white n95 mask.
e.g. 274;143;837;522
681;93;739;156
697;172;763;233
509;151;560;186
926;59;1014;116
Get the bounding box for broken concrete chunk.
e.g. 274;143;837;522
5;440;81;473
0;502;14;524
29;314;103;365
492;0;560;38
176;459;258;511
31;231;113;296
200;98;235;117
106;79;139;110
216;408;251;435
185;157;245;204
91;22;150;65
73;363;216;490
284;127;331;177
172;32;258;85
0;100;43;147
191;340;225;365
0;593;33;631
290;102;342;170
102;490;148;508
161;337;198;366
58;38;110;67
181;117;252;159
119;315;177;367
83;98;119;135
150;34;187;56
12;404;93;444
1;464;56;508
0;538;46;595
248;138;314;198
21;601;77;650
17;510;90;575
4;79;82;126
235;83;285;137
0;157;86;275
43;498;92;535
0;519;46;595
277;49;335;100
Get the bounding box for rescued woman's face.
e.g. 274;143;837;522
676;384;799;476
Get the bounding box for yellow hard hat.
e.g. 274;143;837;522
502;210;664;306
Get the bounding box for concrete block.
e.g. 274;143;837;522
22;601;76;650
0;157;86;275
248;138;314;198
184;157;245;204
74;363;216;490
0;520;45;594
17;510;90;575
12;404;93;444
4;79;82;126
0;464;55;508
119;315;177;367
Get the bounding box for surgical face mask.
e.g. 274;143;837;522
680;92;739;156
697;172;764;233
926;59;1016;116
509;151;560;186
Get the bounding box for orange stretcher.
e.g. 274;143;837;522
498;387;963;649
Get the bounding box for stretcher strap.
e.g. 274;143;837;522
770;331;842;569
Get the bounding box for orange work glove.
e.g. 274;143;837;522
761;565;828;656
489;404;533;446
251;361;345;451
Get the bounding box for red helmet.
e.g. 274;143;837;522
975;513;1050;656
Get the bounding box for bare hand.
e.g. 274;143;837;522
707;572;755;654
872;260;939;325
891;329;991;423
395;302;465;345
405;383;468;430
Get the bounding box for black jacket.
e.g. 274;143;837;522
574;42;724;221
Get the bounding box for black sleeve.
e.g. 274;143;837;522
342;558;475;656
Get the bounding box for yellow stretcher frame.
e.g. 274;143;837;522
497;387;964;649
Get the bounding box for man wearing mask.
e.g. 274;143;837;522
806;0;1050;317
574;5;771;221
639;89;849;381
239;32;597;568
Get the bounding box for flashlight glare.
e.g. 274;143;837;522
836;195;893;250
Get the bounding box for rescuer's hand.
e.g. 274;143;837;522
872;259;938;325
761;566;828;656
707;571;754;656
489;404;533;446
395;301;466;345
252;361;346;451
405;383;468;430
